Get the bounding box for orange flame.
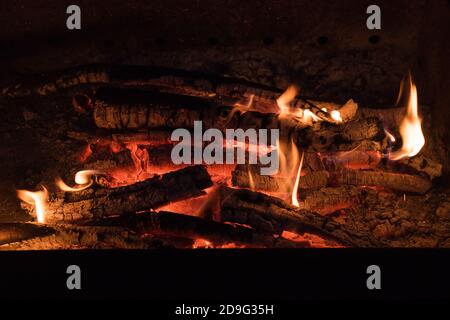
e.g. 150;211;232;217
389;78;425;160
55;170;104;192
247;167;255;190
291;150;304;207
16;186;48;223
277;85;298;117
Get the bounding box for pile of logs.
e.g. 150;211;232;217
1;64;444;249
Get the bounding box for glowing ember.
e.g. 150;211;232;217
16;186;48;223
55;170;104;192
193;238;213;248
389;77;425;160
291;149;304;207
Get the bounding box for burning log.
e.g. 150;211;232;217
219;188;382;247
21;165;212;223
91;87;384;153
92;211;310;248
395;154;443;179
0;212;310;249
332;168;432;194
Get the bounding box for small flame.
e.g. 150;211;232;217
277;85;298;116
247;168;255;190
384;129;396;142
291;150;304;207
55;170;104;192
300;109;321;124
17;186;48;223
389;77;425;160
330;110;342;123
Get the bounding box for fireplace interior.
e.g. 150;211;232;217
0;0;449;249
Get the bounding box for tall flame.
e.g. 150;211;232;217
389;78;425;160
55;170;104;192
291;149;304;207
16;186;48;223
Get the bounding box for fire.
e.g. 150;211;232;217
330;110;342;123
247;167;255;190
276;85;341;125
193;238;213;248
300;109;321;124
16;186;48;223
384;129;396;142
291;150;304;207
276;84;298;116
55;170;104;192
389;77;425;160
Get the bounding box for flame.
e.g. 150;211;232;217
55;170;104;192
277;85;298;116
330;110;342;123
389;78;425;160
384;129;396;142
247;167;255;190
300;109;321;124
291;150;304;207
16;186;48;223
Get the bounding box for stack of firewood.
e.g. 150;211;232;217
1;64;444;249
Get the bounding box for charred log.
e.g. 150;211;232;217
21;165;212;223
219;187;382;247
0;223;55;245
92;211;310;248
0;224;186;250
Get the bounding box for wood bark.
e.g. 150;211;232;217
219;187;382;247
21;165;212;223
0;223;55;245
232;164;329;192
332;168;432;194
91;211;310;248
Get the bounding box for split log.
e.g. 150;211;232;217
232;164;329;192
0;224;187;250
91;87;384;153
0;64;352;117
395;154;443;179
332;168;432;194
91;211;310;248
320;150;382;170
21;165;213;223
219;188;382;247
67;130;173;147
300;186;362;215
0;223;54;245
